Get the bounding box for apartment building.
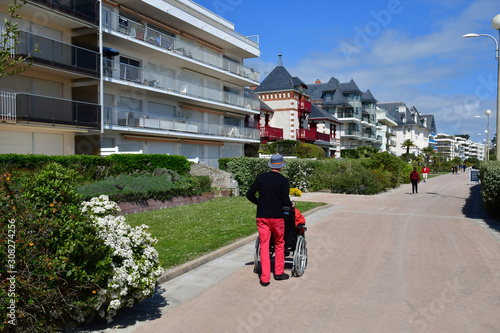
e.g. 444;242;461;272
375;106;398;153
1;0;261;167
377;102;436;157
307;77;380;151
0;1;101;155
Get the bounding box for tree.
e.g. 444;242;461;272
421;146;434;166
1;0;37;77
401;139;416;163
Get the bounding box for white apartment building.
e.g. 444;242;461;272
1;0;261;167
377;102;436;157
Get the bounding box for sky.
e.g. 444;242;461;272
194;0;500;144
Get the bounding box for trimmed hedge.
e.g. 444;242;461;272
0;154;191;182
479;161;500;216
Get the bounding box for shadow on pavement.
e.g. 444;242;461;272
72;286;168;333
462;184;500;232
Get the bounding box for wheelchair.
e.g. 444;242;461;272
253;206;307;277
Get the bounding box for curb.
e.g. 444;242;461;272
157;203;333;285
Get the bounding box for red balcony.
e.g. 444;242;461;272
296;128;317;142
298;100;312;113
316;132;330;142
260;126;283;143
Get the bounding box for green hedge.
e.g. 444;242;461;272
0;154;191;182
221;152;413;196
479;161;500;216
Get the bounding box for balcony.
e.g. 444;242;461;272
298;100;312;113
337;111;359;122
296;128;317;142
104;107;259;141
102;10;259;84
104;60;259;111
342;129;361;137
1;91;100;130
315;132;330;142
30;0;98;25
13;29;99;78
260;126;283;143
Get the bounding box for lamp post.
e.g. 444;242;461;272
475;109;492;160
463;14;500;160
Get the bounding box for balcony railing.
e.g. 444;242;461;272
164;0;259;49
343;129;361;136
104;60;260;111
337;111;359;119
30;0;98;25
296;128;317;142
13;93;100;129
13;29;99;77
103;10;259;83
0;92;16;122
316;132;330;142
260;126;283;142
298;100;312;113
104;107;259;140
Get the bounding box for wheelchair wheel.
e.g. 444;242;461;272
253;236;261;274
293;235;307;277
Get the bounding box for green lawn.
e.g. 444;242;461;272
125;196;326;269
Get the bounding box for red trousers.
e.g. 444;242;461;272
257;217;285;283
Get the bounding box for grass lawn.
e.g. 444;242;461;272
125;196;326;269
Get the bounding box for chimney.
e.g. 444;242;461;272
315;79;321;84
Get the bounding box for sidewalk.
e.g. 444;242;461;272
82;173;500;333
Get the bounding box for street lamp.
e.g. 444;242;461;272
475;109;492;160
463;14;500;160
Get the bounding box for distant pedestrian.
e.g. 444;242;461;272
246;153;293;287
410;167;420;195
421;165;430;182
451;166;455;175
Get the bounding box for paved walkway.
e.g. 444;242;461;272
83;172;500;333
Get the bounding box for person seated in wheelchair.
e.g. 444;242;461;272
294;206;306;235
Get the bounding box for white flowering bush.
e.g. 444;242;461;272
81;195;164;322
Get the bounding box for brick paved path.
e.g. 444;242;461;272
89;172;500;333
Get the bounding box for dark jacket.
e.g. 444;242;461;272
246;171;293;218
410;171;420;182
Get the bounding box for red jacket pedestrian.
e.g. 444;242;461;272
410;167;420;195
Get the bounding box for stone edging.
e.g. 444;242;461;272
157;203;334;285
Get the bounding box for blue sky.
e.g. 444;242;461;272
195;0;500;144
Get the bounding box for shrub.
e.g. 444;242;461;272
479;161;500;216
224;157;269;196
80;195;163;323
281;159;316;192
329;160;385;195
259;140;301;156
289;188;302;197
295;143;326;159
77;172;203;203
0;164;113;332
0;164;163;332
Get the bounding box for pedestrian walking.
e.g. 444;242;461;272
410;167;420;195
246;154;293;286
421;165;430;182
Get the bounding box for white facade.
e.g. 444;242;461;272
1;1;261;167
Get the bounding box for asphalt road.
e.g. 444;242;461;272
84;172;500;333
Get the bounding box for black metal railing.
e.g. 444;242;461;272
16;93;100;129
29;0;98;25
15;30;99;77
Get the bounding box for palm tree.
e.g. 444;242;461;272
421;146;434;166
401;139;416;163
